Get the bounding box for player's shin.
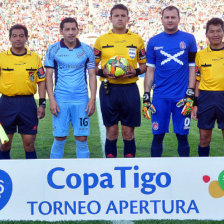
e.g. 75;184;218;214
25;150;37;159
176;134;190;157
50;139;66;159
151;134;165;157
198;145;210;157
0;149;11;159
105;139;117;158
123;138;136;157
76;140;89;158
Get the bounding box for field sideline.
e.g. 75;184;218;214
1;96;224;224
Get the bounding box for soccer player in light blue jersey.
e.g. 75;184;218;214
143;6;197;157
45;18;97;159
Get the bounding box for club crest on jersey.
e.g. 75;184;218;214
129;48;136;59
179;41;186;50
152;122;159;131
29;72;35;82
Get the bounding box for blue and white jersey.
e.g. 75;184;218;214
45;39;95;103
146;30;197;99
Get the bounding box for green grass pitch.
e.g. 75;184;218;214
2;99;224;224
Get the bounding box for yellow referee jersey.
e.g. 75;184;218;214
0;48;45;96
195;45;224;91
94;30;146;84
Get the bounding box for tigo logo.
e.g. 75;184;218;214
203;170;224;198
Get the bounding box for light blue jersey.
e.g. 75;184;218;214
146;30;197;99
45;39;95;103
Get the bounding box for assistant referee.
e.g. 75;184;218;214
0;24;46;159
192;18;224;156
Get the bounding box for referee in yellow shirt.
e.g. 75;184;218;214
94;4;146;158
0;24;46;159
192;18;224;156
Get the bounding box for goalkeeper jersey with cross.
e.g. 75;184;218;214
146;30;197;99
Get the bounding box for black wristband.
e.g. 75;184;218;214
135;68;141;77
194;97;198;106
97;69;106;77
39;98;46;108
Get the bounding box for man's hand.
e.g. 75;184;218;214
103;65;117;79
142;92;156;119
37;106;45;119
176;88;195;116
192;106;198;121
49;98;60;116
86;99;96;117
124;66;136;78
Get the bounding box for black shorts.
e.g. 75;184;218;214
0;95;38;134
197;91;224;130
99;82;141;127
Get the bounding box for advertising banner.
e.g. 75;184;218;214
0;157;224;221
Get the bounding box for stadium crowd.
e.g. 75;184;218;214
0;0;224;59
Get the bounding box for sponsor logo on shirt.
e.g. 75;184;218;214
154;46;163;50
57;54;69;57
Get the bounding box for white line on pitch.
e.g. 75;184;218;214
96;98;106;157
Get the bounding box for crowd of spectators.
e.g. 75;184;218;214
0;0;224;59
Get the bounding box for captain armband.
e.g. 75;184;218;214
188;52;197;63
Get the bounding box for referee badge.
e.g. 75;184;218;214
128;48;136;59
29;72;35;82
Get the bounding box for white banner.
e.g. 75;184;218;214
0;157;224;221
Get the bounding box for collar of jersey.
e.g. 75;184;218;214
108;29;131;35
208;44;224;52
7;48;31;56
60;38;81;49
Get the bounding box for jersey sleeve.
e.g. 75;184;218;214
188;34;197;67
93;37;102;65
44;45;56;68
137;36;146;64
146;38;155;67
36;54;45;82
85;45;96;70
189;35;197;53
195;52;201;81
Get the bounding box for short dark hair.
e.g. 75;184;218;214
162;6;180;18
110;4;129;17
206;18;224;33
9;24;28;37
60;17;78;30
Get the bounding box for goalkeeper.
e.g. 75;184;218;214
143;6;197;157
